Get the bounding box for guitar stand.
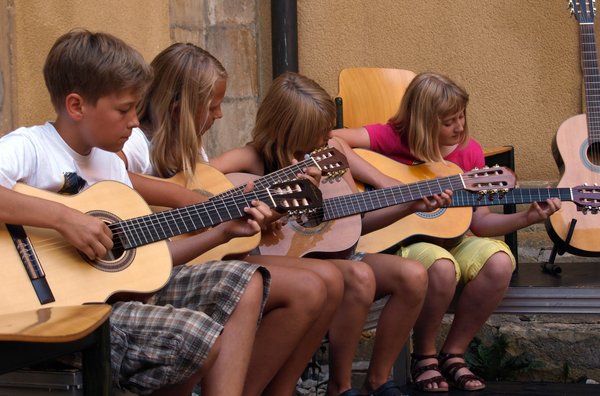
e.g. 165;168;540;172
542;218;578;276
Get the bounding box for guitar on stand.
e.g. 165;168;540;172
546;0;600;265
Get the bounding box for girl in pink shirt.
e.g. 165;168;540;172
332;72;561;392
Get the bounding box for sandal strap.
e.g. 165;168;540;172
410;353;440;375
455;373;485;388
438;353;486;389
410;354;449;391
442;361;468;379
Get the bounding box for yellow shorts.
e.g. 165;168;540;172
397;236;516;284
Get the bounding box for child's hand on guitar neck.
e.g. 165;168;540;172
407;189;453;213
525;198;561;224
215;180;283;241
291;158;322;187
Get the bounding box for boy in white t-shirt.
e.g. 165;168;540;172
0;29;272;395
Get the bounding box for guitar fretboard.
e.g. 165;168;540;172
321;174;466;221
221;159;314;198
111;189;274;250
449;188;573;207
580;22;600;142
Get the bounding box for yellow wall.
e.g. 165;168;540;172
286;1;587;181
12;0;170;127
5;1;595;182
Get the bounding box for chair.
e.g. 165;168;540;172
0;304;112;395
335;67;518;264
335;67;416;129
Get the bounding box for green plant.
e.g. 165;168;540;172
465;334;544;381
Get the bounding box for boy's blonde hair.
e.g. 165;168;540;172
389;72;470;163
252;72;336;171
138;43;227;180
44;29;152;111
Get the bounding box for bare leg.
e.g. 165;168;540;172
244;256;343;396
411;258;456;391
201;272;264;396
360;254;428;393
152;272;264;396
439;252;513;389
326;259;376;396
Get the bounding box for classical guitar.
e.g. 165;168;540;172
150;146;348;263
229;150;513;258
547;0;600;256
354;149;599;253
1;179;321;315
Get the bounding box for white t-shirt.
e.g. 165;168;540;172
122;127;209;176
121;127;154;175
0;122;132;194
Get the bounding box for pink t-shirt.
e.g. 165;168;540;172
365;122;485;172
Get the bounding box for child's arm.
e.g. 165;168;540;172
129;172;207;207
330;127;371;149
210;145;264;175
0;186;113;260
469;199;562;237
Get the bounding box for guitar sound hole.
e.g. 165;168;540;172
84;210;135;272
587;142;600;166
105;242;125;261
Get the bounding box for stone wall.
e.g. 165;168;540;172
349;202;600;386
169;0;260;158
0;0;14;134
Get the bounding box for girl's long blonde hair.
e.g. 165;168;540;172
138;43;227;181
252;72;336;171
389;72;470;163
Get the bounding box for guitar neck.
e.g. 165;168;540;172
449;188;574;207
112;189;277;249
322;174;466;221
222;160;313;197
580;20;600;139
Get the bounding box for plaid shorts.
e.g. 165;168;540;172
110;260;270;394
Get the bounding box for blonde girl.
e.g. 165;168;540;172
212;71;452;396
121;44;344;396
332;72;561;392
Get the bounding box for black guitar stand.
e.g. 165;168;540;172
542;218;578;276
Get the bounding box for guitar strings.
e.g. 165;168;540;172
300;174;468;224
582;23;600;176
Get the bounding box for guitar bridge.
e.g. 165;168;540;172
6;224;55;305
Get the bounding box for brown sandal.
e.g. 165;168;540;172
410;353;449;393
438;352;486;391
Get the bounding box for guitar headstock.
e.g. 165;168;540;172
570;0;596;23
268;179;323;217
461;166;516;196
572;184;600;213
309;146;349;182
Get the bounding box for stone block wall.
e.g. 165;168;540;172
169;0;259;159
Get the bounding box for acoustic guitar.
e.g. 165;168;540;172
546;0;600;256
228;149;514;258
1;179;321;315
354;149;600;253
151;146;348;263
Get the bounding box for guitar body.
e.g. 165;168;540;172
227;172;362;258
1;182;172;315
150;163;260;264
547;114;600;256
354;149;472;253
546;2;600;256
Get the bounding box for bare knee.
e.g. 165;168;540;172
342;261;376;305
428;259;457;287
397;259;428;301
480;252;513;287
